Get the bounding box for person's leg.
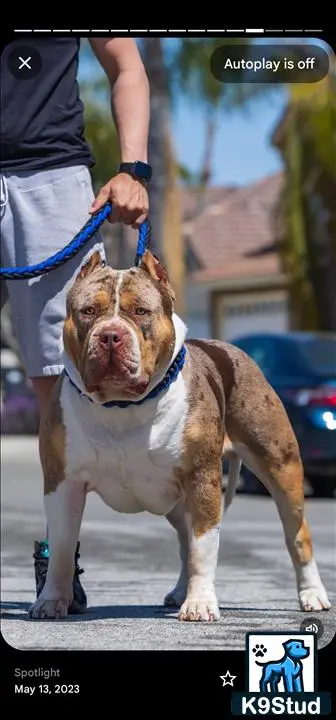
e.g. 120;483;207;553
1;165;106;613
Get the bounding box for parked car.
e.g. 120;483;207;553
229;332;336;498
1;348;39;435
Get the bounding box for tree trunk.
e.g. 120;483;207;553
142;39;169;261
199;113;216;187
162;131;185;315
142;39;185;315
284;107;318;330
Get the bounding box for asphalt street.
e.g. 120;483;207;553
1;436;335;651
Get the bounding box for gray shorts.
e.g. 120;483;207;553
0;165;105;377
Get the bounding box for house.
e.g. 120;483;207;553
183;172;290;341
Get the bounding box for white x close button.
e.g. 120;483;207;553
8;45;42;79
18;56;32;70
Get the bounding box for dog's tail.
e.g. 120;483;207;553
223;442;241;512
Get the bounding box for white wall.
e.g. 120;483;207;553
185;282;211;339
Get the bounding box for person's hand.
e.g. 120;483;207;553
89;173;149;228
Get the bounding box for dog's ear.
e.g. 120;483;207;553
140;250;175;302
77;251;105;282
140;250;169;283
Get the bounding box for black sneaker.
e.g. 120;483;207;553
33;539;87;614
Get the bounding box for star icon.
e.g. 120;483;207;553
220;670;236;687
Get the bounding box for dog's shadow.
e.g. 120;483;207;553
1;600;299;622
0;600;178;622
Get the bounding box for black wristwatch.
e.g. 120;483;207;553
118;161;152;183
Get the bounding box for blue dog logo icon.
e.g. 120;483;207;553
256;639;310;693
231;633;330;716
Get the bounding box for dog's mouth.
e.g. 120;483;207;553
83;357;150;397
85;368;150;399
82;332;151;400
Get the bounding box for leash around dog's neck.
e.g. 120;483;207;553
63;345;187;409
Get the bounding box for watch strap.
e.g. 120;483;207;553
118;161;152;182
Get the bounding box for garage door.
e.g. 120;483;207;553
221;292;289;341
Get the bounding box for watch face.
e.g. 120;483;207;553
134;162;152;181
118;162;152;181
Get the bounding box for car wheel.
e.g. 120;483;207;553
308;476;336;499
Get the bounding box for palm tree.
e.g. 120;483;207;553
273;69;336;331
141;39;185;312
141;39;169;260
172;38;276;190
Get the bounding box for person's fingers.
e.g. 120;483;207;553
131;211;148;229
89;185;110;214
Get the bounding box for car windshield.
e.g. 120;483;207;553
295;337;336;376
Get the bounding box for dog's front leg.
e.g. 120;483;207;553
283;673;294;693
164;501;189;607
293;675;303;693
178;462;222;622
29;480;86;619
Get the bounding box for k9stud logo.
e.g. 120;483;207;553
231;632;331;716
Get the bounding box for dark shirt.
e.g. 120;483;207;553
0;38;95;172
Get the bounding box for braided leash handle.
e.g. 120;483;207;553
0;202;151;280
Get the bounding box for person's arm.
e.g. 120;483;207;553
88;38;150;226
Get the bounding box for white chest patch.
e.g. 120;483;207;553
60;373;188;516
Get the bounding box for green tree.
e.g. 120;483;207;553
171;39;276;188
273;72;336;330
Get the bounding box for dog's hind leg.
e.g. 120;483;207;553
226;371;330;611
259;666;273;693
223;440;241;512
231;439;331;612
164;501;189;607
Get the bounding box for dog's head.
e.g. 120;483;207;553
283;640;310;660
63;250;176;403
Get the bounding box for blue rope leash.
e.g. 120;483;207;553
0;202;151;280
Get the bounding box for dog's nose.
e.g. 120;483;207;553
98;329;123;348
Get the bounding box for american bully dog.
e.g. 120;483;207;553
257;639;310;693
29;250;331;621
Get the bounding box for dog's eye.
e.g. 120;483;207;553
135;307;148;316
82;306;96;317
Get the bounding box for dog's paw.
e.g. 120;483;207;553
164;584;187;608
178;596;220;622
28;596;70;620
299;587;331;612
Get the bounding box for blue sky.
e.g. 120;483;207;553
78;39;289;188
171;88;286;186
